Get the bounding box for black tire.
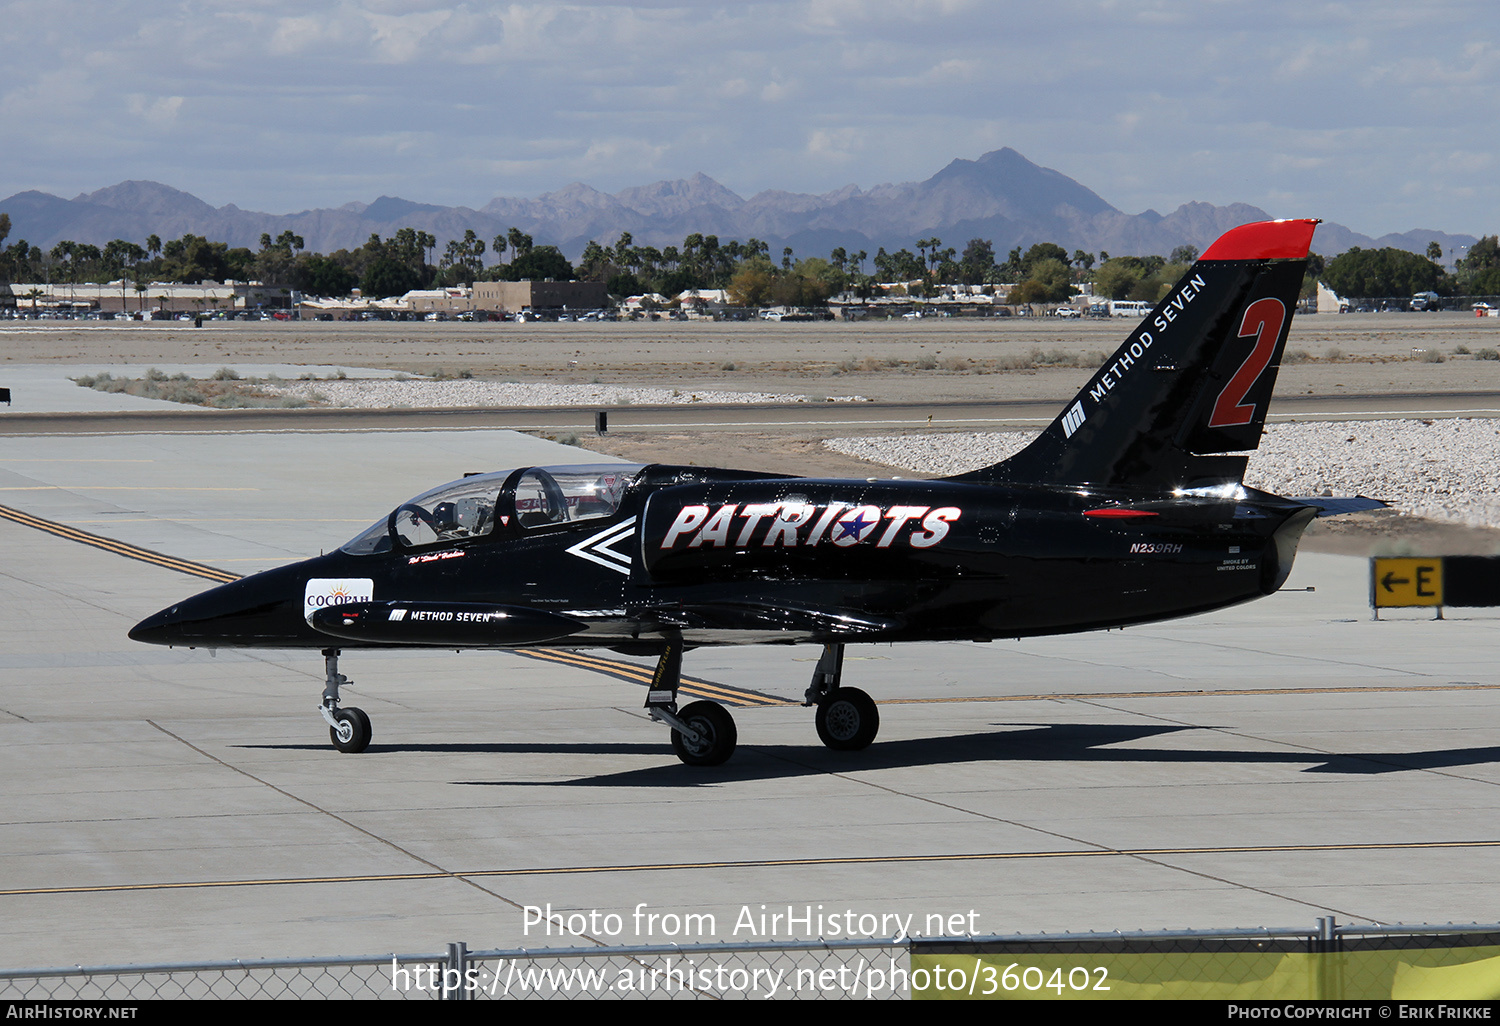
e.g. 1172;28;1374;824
330;707;372;753
815;687;879;751
670;701;737;767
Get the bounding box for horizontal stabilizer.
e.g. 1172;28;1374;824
1293;495;1388;518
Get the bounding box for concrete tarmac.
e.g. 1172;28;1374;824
2;427;1499;970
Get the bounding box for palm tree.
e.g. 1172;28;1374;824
462;229;483;275
611;231;632;267
50;241;75;282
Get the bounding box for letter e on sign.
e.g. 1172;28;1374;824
1371;557;1444;608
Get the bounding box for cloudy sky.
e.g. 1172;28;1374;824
1;1;1495;236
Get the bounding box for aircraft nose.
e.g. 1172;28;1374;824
128;564;318;647
129;589;245;646
128;605;184;645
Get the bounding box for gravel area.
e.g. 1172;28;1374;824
825;419;1500;528
260;379;867;407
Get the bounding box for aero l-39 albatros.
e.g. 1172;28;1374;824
133;218;1364;767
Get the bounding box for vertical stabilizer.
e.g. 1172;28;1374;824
957;218;1318;490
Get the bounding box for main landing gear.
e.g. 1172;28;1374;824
318;648;372;753
646;639;737;767
804;643;879;752
650;640;881;766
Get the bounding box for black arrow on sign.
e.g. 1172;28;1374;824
1382;571;1409;592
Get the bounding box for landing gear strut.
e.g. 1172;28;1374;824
805;643;879;751
646;638;736;766
318;647;372;753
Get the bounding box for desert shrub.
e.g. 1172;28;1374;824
158;382;205;404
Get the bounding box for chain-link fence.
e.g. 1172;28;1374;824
1;952;437;1001
5;920;1500;1000
0;939;905;1000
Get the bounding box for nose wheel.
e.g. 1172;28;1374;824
329;706;372;753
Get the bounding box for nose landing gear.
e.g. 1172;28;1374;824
317;648;372;753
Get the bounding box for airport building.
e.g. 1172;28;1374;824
5;280;292;316
401;288;471;314
472;280;607;314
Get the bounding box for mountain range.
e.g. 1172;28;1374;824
0;148;1475;266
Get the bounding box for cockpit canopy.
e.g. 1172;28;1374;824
341;464;645;554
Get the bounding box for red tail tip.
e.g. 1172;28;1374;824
1200;219;1320;262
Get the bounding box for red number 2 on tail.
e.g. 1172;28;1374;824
1208;298;1286;429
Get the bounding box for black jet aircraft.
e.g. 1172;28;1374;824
132;218;1353;766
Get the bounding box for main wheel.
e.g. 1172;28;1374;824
815;687;879;751
329;707;372;753
670;701;737;766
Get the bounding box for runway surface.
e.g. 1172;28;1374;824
1;426;1499;969
3;389;1500;438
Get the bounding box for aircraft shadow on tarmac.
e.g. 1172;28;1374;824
244;722;1500;786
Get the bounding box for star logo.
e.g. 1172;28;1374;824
832;506;882;546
